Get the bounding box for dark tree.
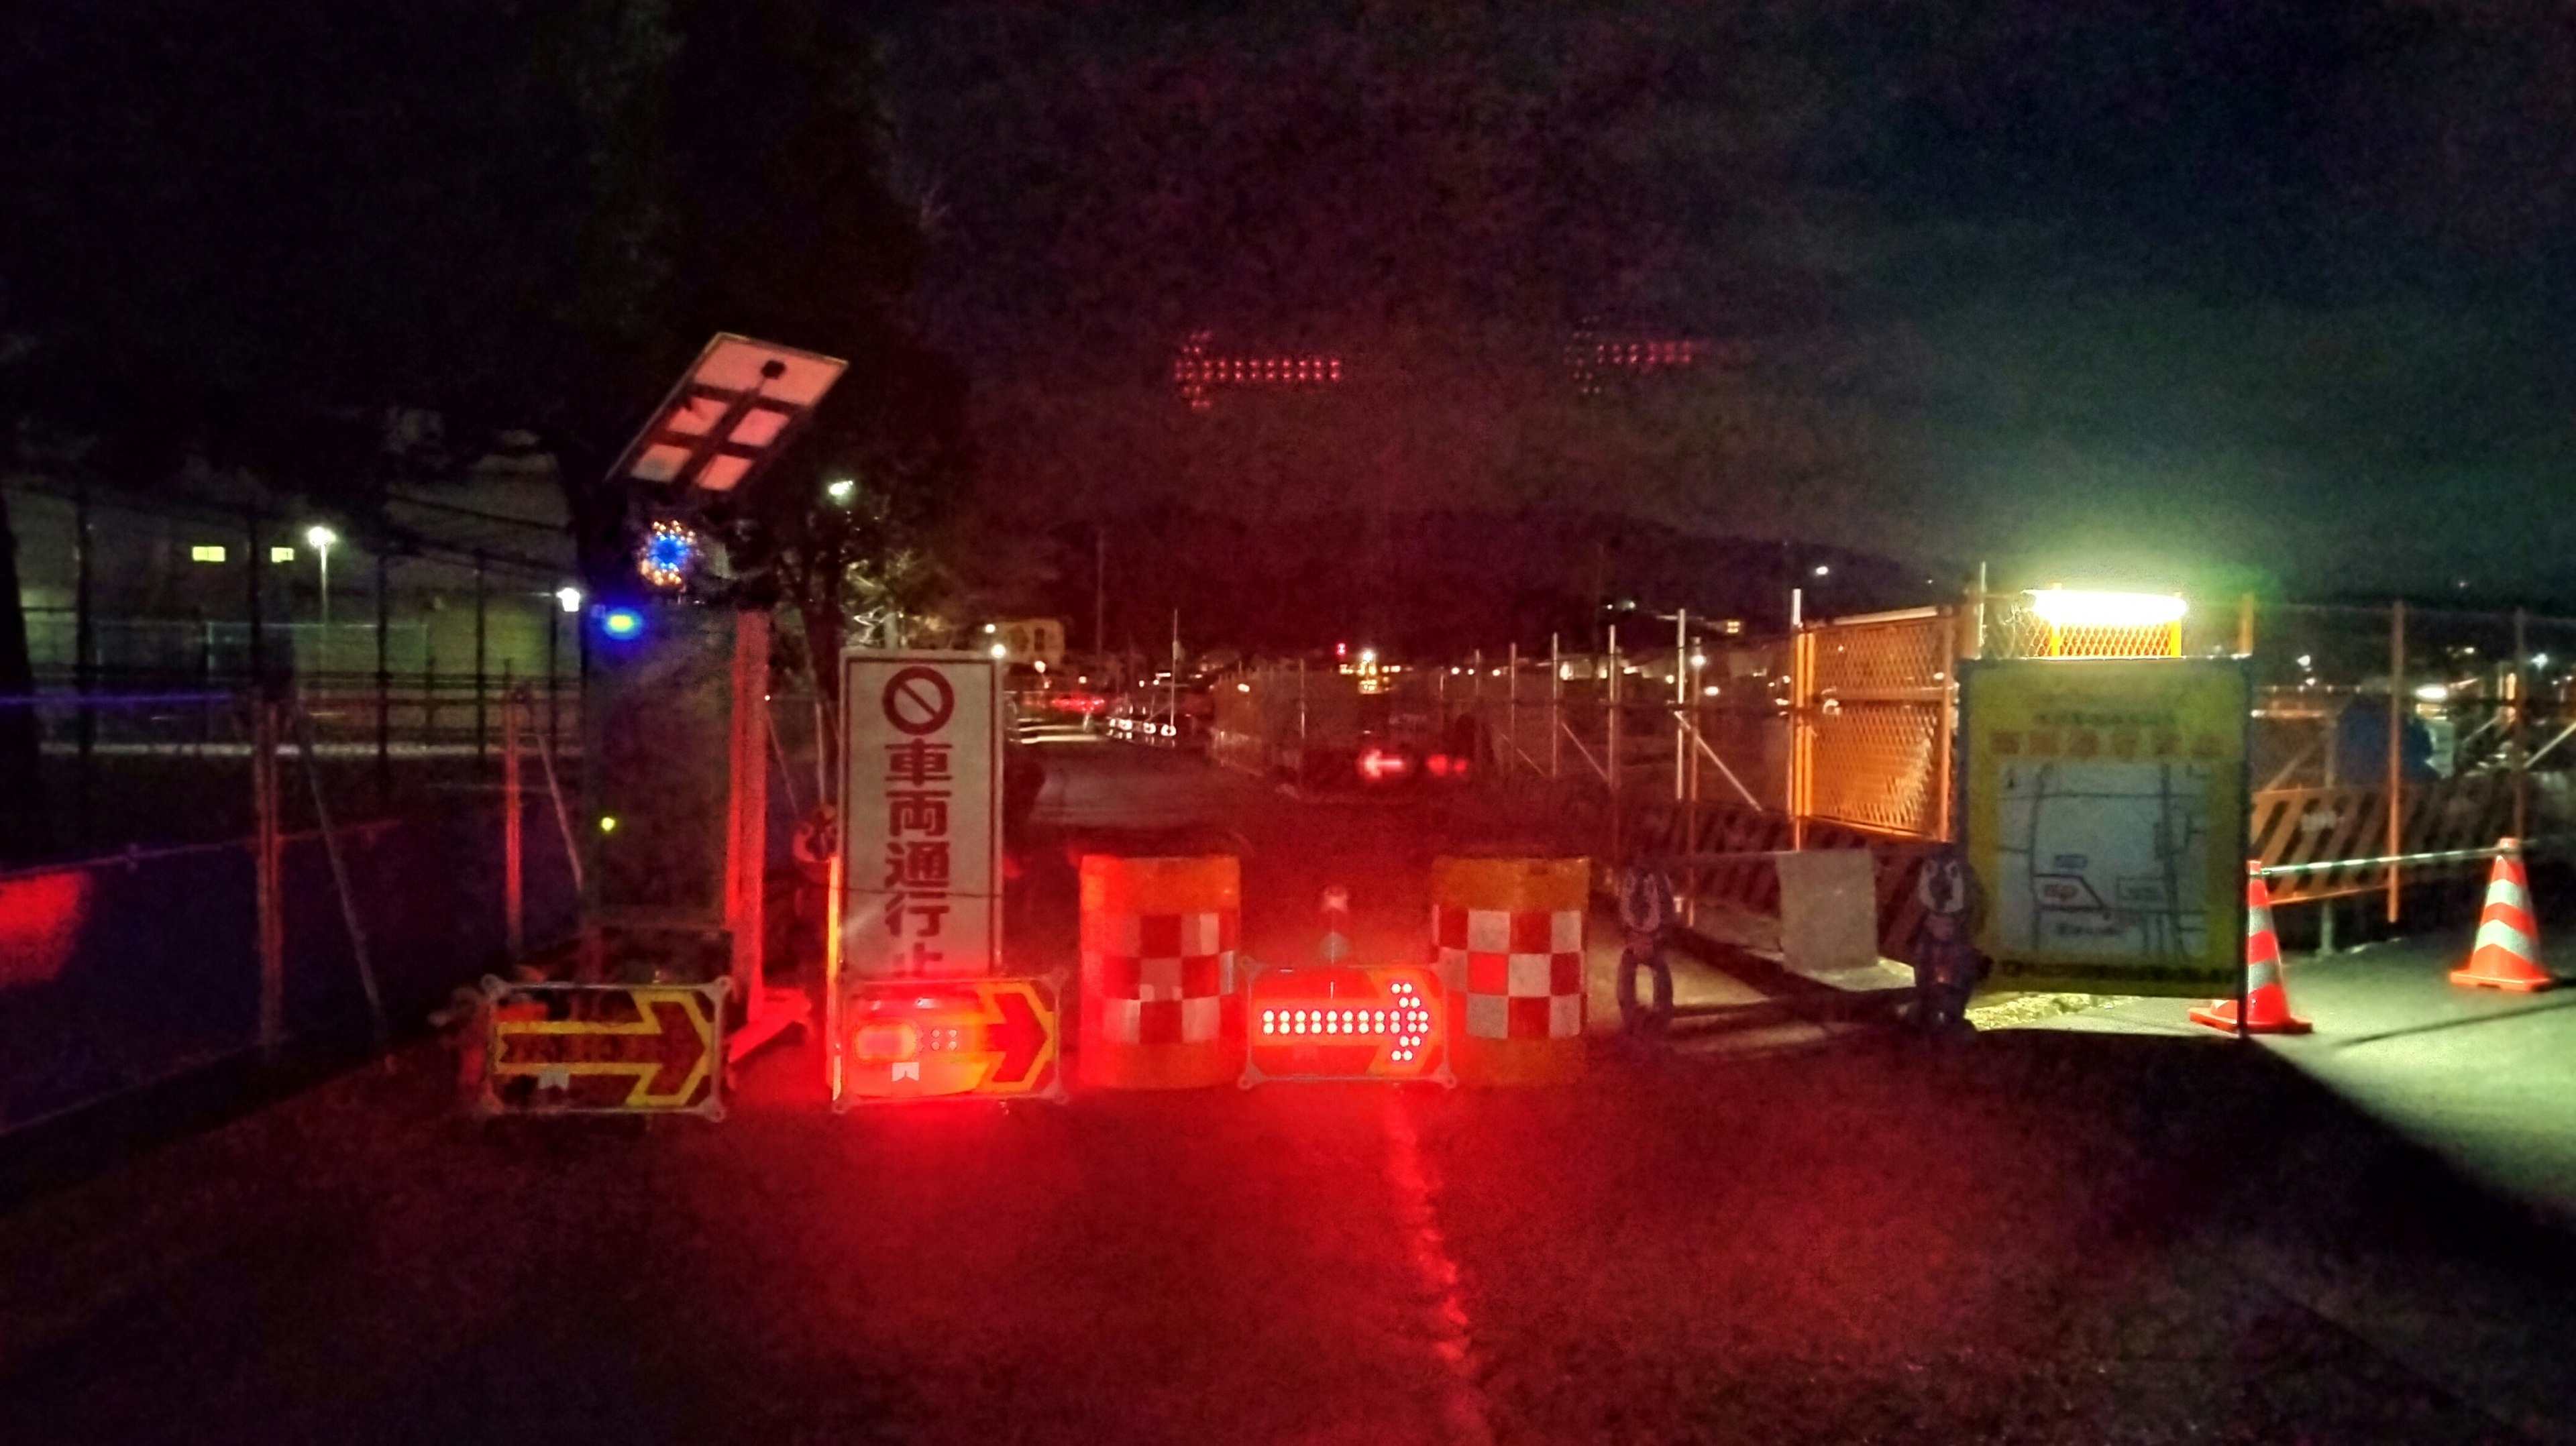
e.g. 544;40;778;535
0;0;964;857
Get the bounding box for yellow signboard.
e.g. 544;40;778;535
1962;659;2250;996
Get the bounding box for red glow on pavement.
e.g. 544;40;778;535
0;870;89;987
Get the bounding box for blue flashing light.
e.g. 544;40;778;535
597;605;645;641
637;519;701;590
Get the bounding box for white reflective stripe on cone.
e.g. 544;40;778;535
2475;916;2540;962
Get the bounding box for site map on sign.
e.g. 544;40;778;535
1990;759;2217;962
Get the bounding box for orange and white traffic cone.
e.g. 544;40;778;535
2449;839;2558;993
2190;863;2312;1034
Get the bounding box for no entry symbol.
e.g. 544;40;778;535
881;667;956;736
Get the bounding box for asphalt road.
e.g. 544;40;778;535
4;740;2573;1444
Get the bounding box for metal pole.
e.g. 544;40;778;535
1972;562;1988;660
1607;623;1622;863
2236;592;2255;658
1169;610;1180;747
374;551;390;807
504;691;523;958
2319;700;2340;955
472;551;489;761
1790;618;1809;850
1550;632;1562;781
73;480;94;837
247;508;265;687
813;696;830;809
1790;583;1807;846
546;596;561;762
1669;603;1690;799
317;537;331;679
1296;657;1307;753
524;732;584;897
2512;606;2529;842
254;699;283;1064
2386;599;2404;924
824;851;845;1101
1506;643;1519;782
290;704;388;1055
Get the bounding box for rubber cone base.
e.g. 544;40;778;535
2188;997;2312;1036
2448;962;2557;993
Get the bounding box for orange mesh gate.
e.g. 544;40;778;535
1792;607;1958;842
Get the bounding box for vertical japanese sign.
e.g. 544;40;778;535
1962;659;2251;997
841;651;1006;980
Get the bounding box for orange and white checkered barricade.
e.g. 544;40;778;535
1430;856;1589;1085
1079;854;1242;1088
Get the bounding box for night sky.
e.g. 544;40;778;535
892;2;2576;602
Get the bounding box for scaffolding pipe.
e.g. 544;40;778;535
2386;600;2404;924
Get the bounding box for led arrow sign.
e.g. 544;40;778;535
834;976;1065;1107
480;979;729;1117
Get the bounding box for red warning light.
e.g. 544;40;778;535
1240;962;1452;1087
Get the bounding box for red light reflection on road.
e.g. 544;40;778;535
0;870;89;987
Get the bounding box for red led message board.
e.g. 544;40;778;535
1239;962;1454;1089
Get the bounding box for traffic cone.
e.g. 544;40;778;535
2190;863;2312;1034
2450;840;2557;993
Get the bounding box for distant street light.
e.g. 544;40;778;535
555;586;584;614
826;478;856;504
305;525;337;674
1812;564;1831;577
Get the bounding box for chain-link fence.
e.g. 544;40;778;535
1362;592;2576;945
0;689;588;1137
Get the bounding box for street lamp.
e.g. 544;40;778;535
305;525;337;674
826;478;856;504
555;586;584;614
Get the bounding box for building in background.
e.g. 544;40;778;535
6;459;579;695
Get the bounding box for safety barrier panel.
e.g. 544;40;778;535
1077;854;1241;1089
2249;776;2515;905
1430;856;1588;1085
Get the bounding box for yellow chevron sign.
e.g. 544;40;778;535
482;980;729;1117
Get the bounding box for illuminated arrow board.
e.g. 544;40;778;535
835;976;1065;1107
480;979;729;1117
1240;962;1454;1089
